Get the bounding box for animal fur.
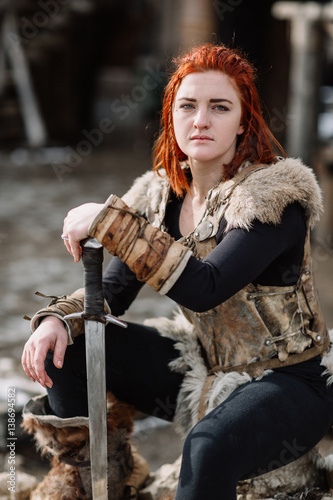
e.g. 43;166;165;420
321;330;333;387
29;459;86;500
223;157;323;230
22;392;136;500
121;157;323;230
145;312;254;436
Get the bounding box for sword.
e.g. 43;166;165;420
65;237;127;499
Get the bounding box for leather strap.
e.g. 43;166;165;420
197;375;215;421
209;334;330;378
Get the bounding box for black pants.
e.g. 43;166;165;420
45;322;333;500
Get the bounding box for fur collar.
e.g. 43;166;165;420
122;157;323;230
224;157;323;230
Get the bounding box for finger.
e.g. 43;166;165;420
27;349;39;383
44;372;54;389
21;348;28;375
63;238;72;255
21;348;35;382
34;345;51;388
62;220;72;254
53;334;67;369
62;220;77;259
68;235;82;263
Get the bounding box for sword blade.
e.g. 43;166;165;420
85;319;108;500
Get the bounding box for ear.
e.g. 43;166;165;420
237;123;245;135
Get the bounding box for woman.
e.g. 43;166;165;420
22;44;333;500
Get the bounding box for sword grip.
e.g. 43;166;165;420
81;237;104;317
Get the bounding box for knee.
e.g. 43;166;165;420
182;420;218;465
179;419;240;493
182;416;239;469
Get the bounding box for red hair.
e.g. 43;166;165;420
152;43;284;196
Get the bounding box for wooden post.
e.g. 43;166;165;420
159;0;216;57
272;2;333;242
271;2;331;165
178;0;216;52
1;3;48;148
0;17;6;98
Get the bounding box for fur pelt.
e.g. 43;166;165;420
121;157;323;230
22;392;137;500
29;458;86;500
122;169;165;217
22;392;135;456
145;312;254;436
321;330;333;387
223;157;323;230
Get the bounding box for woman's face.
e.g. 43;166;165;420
172;71;244;169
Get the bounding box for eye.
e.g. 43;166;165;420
213;105;229;112
179;103;195;110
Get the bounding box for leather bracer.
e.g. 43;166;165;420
88;195;192;294
30;289;111;344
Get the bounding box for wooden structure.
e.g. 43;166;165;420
0;1;47;148
272;2;333;165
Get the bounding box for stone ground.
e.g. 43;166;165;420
0;147;332;497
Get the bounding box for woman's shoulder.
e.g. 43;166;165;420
224;157;323;231
121;168;169;214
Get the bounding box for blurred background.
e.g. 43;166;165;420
0;0;333;493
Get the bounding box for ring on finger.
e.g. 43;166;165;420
61;233;69;241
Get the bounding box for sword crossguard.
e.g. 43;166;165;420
105;314;128;329
64;312;127;329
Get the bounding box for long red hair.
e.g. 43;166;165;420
152;43;284;196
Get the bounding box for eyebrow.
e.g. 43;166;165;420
177;97;233;104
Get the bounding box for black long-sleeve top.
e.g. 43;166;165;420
102;197;306;316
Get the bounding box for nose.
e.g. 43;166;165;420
193;108;210;129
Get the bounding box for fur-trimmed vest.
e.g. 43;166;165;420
122;157;332;434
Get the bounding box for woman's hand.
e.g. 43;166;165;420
62;202;104;262
21;316;68;389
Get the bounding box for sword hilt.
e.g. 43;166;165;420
81;237;104;318
69;238;127;329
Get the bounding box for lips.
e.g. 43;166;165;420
190;135;213;141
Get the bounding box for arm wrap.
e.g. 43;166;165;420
30;289;111;344
88;195;192;294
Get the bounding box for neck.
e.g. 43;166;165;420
188;161;224;203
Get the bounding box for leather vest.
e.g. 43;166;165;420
127;161;329;376
178;229;328;375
